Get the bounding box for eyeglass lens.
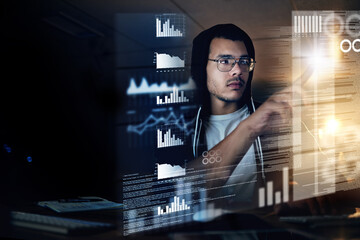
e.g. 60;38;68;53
218;58;253;72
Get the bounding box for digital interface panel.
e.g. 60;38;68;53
116;11;360;236
292;11;360;200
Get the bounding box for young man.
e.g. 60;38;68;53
190;24;292;206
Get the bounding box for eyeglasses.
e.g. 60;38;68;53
208;57;256;72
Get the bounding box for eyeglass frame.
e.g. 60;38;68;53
208;56;256;72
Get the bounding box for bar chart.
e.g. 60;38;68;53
157;128;184;148
293;15;322;34
155;14;185;37
156;87;189;105
258;167;289;207
157;196;190;215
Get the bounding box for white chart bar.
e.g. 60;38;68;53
267;181;273;206
259;187;265;207
301;16;304;33
275;191;281;204
283;167;289;202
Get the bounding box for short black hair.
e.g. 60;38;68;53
191;24;255;117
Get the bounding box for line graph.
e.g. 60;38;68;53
127;111;195;136
126;77;196;95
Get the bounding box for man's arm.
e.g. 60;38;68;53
190;88;293;188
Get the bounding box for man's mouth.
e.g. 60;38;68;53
227;79;245;89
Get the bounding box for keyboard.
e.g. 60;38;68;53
11;211;115;235
280;215;360;228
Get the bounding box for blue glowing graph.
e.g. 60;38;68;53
127;111;195;136
127;77;196;95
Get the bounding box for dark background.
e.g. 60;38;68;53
1;0;116;203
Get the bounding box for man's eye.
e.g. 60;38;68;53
239;59;250;65
219;59;231;64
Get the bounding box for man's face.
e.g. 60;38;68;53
206;37;250;103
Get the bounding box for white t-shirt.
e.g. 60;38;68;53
205;105;257;202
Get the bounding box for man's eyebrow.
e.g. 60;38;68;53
216;54;249;58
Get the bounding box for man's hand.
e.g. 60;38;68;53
244;87;294;136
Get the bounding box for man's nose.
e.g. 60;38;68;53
229;60;242;76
